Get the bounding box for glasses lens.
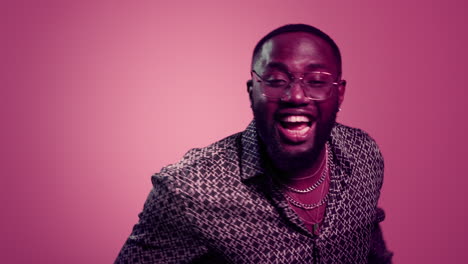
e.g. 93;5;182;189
255;71;336;100
260;72;289;98
302;72;334;100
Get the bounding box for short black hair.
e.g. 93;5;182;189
251;24;342;76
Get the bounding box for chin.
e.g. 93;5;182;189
265;137;319;171
279;143;316;159
264;121;334;172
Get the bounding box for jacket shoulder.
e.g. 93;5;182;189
161;132;241;173
331;123;385;188
151;132;242;190
331;123;383;159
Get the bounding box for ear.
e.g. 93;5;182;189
337;80;346;107
246;80;253;107
246;80;253;93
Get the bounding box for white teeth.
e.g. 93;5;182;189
281;115;310;122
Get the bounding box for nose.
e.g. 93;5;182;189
281;81;310;105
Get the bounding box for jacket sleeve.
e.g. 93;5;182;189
115;173;209;264
361;132;393;263
367;208;393;264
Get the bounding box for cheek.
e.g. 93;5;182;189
317;98;339;119
253;99;276;122
251;91;269;117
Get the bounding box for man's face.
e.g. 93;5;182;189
250;32;345;169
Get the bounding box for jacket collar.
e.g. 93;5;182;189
239;120;351;181
239;121;265;181
239;120;355;237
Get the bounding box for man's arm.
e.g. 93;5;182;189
368;207;393;264
115;174;208;264
359;131;393;263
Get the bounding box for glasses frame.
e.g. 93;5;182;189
251;70;342;101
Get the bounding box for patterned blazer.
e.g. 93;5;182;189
116;121;393;263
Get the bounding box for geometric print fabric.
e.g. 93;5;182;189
115;121;392;263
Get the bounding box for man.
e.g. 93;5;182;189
116;24;392;263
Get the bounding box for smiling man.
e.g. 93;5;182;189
116;24;393;264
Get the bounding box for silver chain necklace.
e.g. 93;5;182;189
283;191;328;210
281;144;328;193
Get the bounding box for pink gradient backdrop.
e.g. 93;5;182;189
2;1;467;263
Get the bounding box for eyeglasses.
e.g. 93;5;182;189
251;70;341;101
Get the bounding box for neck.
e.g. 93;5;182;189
269;143;327;181
290;145;327;180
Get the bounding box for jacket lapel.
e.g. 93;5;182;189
239;121;352;237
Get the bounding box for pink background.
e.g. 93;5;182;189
2;1;468;263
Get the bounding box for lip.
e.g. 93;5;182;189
275;109;317;144
275;109;317;123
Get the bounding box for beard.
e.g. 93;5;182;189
258;107;338;176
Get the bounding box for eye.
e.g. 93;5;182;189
262;72;288;87
305;79;327;87
304;72;334;87
265;79;288;88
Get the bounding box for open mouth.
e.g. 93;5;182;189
277;115;315;143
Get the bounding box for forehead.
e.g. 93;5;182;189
254;32;338;73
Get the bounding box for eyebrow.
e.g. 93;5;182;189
304;63;328;71
265;62;329;72
265;62;289;72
